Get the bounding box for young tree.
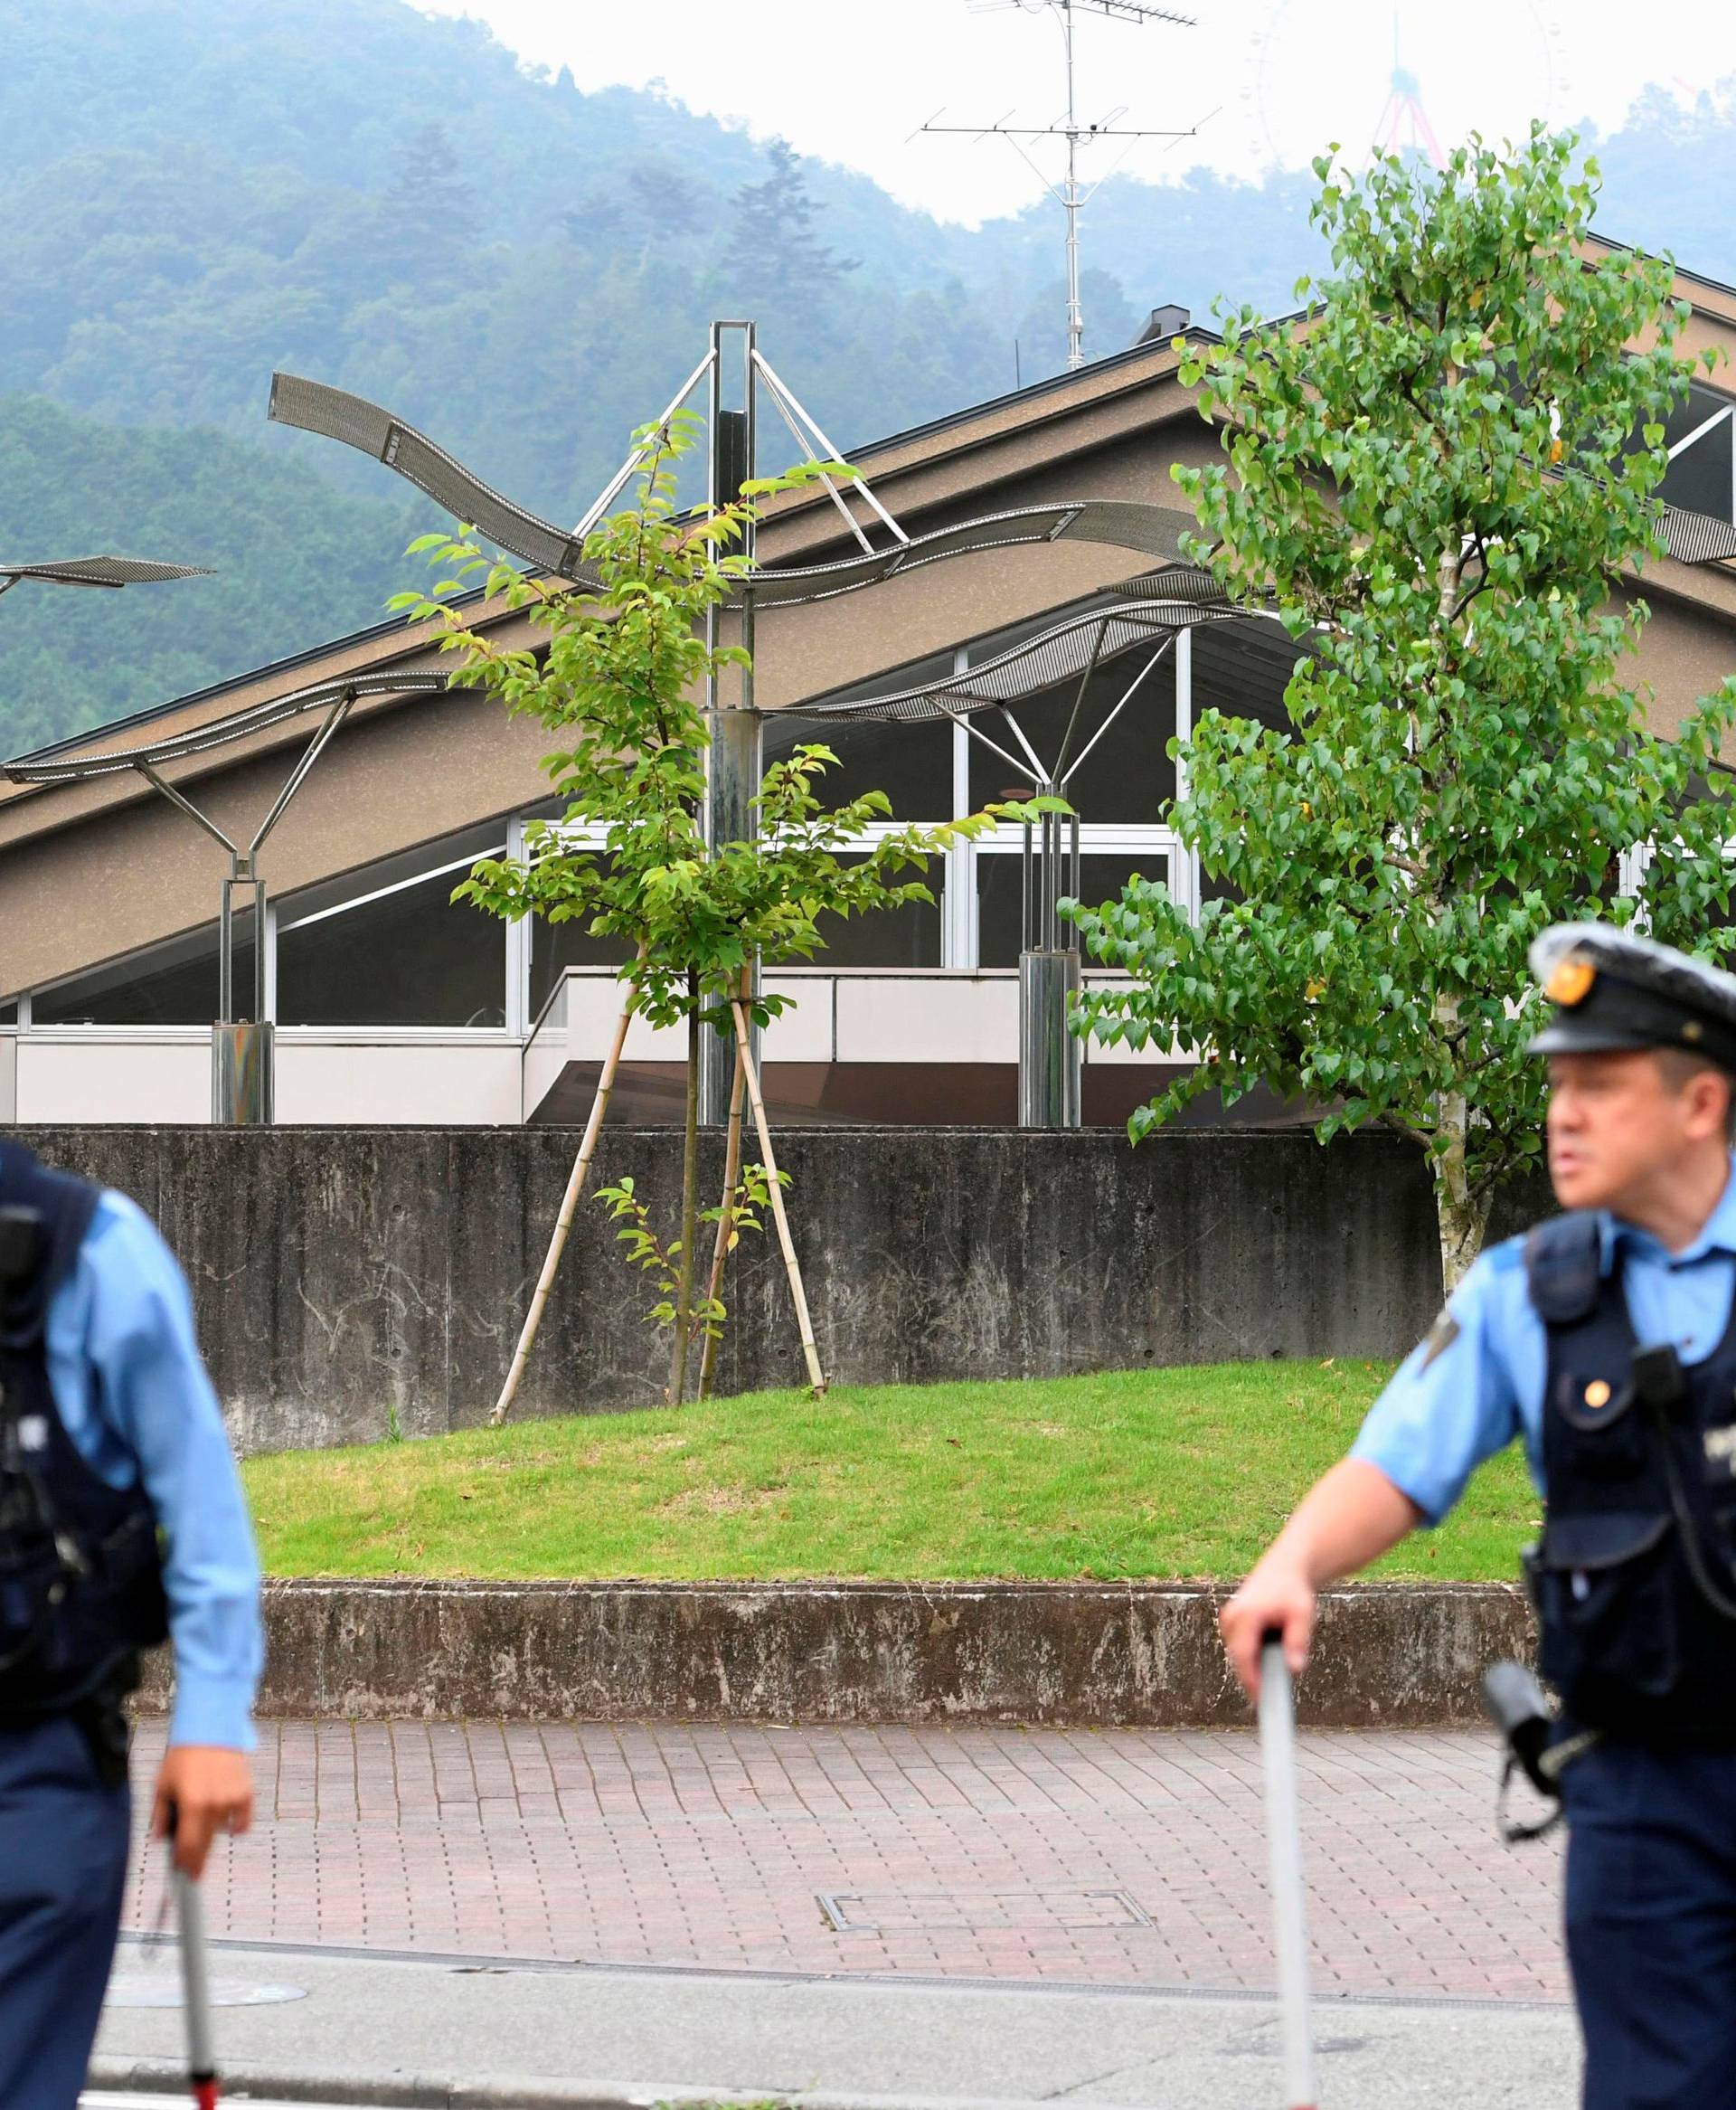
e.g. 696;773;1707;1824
396;414;1000;1414
1069;128;1736;1293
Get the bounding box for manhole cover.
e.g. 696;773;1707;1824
103;1974;307;2009
818;1888;1153;1934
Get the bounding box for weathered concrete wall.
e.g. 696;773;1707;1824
137;1579;1536;1728
11;1125;1546;1453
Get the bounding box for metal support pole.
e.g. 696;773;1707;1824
701;321;762;1127
1018;783;1082;1129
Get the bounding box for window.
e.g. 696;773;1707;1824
33;921;258;1027
807;852;944;968
976;848;1174;968
530;885;632;1019
968;658;1177;822
1657;383;1734;527
762;699;954;820
0;999;15;1027
277;863;506;1027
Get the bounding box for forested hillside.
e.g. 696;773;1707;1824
1;0;1731;751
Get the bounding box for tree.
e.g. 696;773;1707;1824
722;137;855;307
1068;128;1736;1295
397;412;1003;1414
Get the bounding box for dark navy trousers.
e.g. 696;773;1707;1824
0;1713;131;2110
1563;1739;1736;2109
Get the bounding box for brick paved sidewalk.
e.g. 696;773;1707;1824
122;1720;1566;2004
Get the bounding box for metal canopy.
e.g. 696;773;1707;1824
1659;501;1736;566
269;374;598;583
0;555;210;591
782;571;1235;724
730;498;1200;609
269;370;1203;613
4;667;448;784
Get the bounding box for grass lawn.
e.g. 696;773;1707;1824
243;1363;1538;1585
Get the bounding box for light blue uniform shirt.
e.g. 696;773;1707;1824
45;1191;262;1751
1353;1157;1736;1525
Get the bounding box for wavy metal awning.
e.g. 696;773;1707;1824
0;555;210;591
269;375;598;584
1658;502;1736;566
269;371;1203;611
783;569;1237;724
4;667;448;784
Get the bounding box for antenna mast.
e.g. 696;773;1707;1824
922;0;1203;371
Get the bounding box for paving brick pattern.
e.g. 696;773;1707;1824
122;1720;1567;2002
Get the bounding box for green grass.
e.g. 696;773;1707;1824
242;1365;1538;1585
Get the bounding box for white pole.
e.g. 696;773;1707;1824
1258;1634;1318;2110
174;1866;219;2105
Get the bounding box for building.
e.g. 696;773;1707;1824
5;247;1736;1129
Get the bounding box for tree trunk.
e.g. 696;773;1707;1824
490;973;641;1426
695;1031;747;1402
666;982;702;1407
1431;993;1491;1295
732;997;826;1397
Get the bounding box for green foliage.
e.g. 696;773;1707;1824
416;412;1003;1036
0;395;418;750
1069;129;1736;1284
597;1165;780;1342
408;412;1003;1389
4;1;1733;759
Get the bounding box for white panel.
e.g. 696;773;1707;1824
17;1036;211;1124
835;972;1020;1064
275;1040;523;1125
760;975;835;1063
0;1037;15;1122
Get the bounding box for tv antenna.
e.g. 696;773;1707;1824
920;0;1209;371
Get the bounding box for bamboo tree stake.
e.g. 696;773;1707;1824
666;988;702;1407
731;997;826;1397
491;963;643;1426
695;1031;748;1402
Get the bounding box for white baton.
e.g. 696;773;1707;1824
173;1863;221;2110
1259;1632;1318;2110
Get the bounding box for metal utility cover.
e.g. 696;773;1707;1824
818;1888;1153;1934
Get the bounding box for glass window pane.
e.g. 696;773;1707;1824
967;656;1177;823
976;849;1172;967
762;708;953;820
1658;384;1734;525
277;871;504;1027
530;887;632;1019
0;999;15;1026
807;853;943;968
34;922;256;1026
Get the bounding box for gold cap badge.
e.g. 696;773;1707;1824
1546;957;1597;1008
1584;1379;1612;1409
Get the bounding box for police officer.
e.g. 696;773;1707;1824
0;1138;261;2110
1222;923;1736;2110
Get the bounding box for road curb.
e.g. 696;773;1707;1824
88;2053;1073;2110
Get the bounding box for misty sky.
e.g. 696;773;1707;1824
417;0;1736;226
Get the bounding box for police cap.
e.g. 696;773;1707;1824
1528;923;1736;1071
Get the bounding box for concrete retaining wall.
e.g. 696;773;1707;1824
138;1579;1536;1729
11;1125;1546;1455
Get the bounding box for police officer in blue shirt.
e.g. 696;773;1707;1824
0;1140;262;2110
1223;921;1736;2110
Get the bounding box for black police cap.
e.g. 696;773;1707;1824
1528;923;1736;1072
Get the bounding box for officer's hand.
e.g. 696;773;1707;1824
1220;1561;1316;1700
153;1746;255;1878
